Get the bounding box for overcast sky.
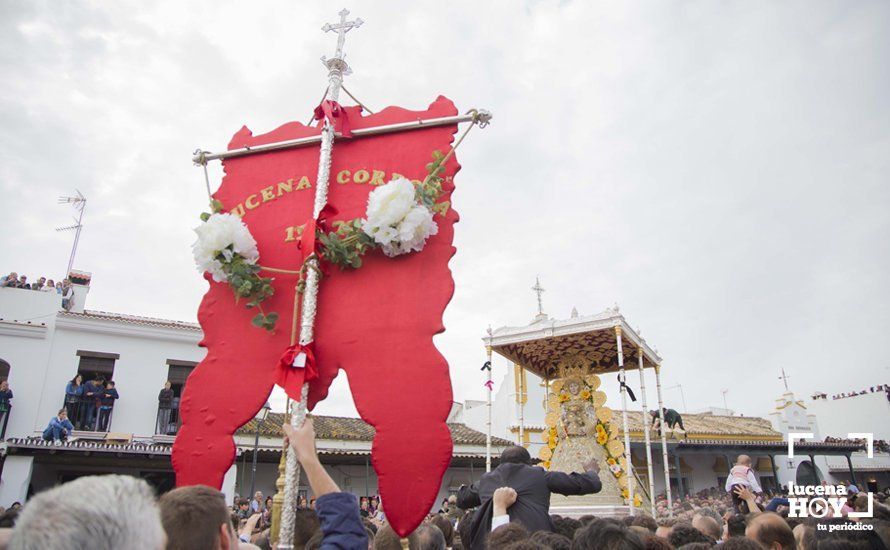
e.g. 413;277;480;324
2;1;888;420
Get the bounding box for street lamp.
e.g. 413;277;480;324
249;401;273;502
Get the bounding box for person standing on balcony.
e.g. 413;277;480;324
82;376;103;430
97;381;119;432
42;409;75;444
64;374;84;428
0;380;12;437
157;380;174;435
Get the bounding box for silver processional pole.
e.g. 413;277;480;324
277;9;363;549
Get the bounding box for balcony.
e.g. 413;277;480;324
63;398;116;433
155;399;182;437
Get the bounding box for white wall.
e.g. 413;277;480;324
0;288;205;439
0;456;33;507
0;289;62;440
39;317;204;436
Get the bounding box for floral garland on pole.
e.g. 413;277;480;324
192;152;449;331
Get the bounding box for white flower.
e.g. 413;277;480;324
395;205;438;254
364;178;416;228
192;213;259;282
362;178;438;258
609;463;623;475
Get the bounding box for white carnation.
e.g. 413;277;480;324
192;213;259;283
363;178;416;233
362;178;438;258
396;205;438;254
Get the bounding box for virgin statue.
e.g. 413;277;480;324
544;365;626;506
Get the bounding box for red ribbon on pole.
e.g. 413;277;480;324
279;204;338;401
313;100;353;138
297;203;338;264
277;342;318;401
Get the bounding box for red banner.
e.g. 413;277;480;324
172;97;460;537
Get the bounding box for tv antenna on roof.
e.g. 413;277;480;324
56;190;87;276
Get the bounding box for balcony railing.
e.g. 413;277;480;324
63;397;115;432
0;404;10;439
156;400;182;436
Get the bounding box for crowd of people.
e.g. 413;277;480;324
811;385;890;402
2;420;889;549
52;373;119;436
824;436;890;454
1;272;75;310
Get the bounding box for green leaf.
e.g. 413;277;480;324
251;313;266;328
200;212;211;222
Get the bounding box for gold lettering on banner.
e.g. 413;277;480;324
277;179;293;196
234;167;447;221
353;170;370;184
369;170;386;186
284;225;305;243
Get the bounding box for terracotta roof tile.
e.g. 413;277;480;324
611;410;782;438
239;413;514;446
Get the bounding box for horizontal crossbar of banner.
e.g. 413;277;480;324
193;113;482;164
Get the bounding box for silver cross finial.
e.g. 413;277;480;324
322;9;363;61
532;276;545;315
779;368;791;391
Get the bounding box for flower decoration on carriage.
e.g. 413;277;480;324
595;422;609;445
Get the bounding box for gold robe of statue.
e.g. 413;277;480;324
548;377;624;503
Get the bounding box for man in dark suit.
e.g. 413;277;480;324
457;445;601;550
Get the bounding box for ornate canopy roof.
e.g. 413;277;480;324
485;306;661;380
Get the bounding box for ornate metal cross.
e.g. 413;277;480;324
322;9;364;62
532;276;546;315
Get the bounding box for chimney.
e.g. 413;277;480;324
67;270;92;314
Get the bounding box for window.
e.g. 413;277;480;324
166;360;197;398
76;350;119;381
158;360;196;435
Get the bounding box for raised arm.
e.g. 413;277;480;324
545;457;602;496
746;470;763;494
283;418;367;548
283;418;338;497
